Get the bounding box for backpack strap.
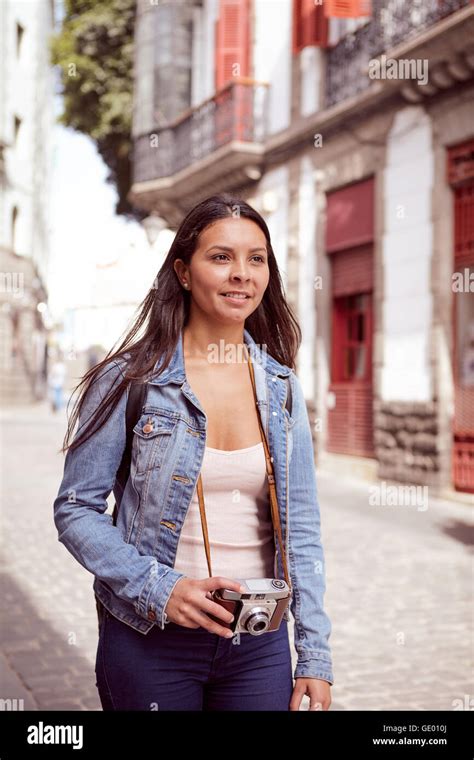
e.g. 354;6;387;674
285;375;292;417
112;381;148;525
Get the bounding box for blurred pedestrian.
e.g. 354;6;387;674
48;353;66;413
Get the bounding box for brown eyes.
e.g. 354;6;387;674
211;254;266;263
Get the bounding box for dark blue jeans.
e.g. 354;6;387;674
95;607;293;711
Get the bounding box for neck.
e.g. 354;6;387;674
182;321;246;359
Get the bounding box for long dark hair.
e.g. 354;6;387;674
61;193;301;455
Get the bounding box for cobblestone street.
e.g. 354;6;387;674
1;400;472;711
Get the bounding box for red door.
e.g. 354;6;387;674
327;246;374;457
328;289;374;457
325;179;375;458
449;141;474;492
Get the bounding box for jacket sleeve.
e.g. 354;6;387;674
53;359;186;628
287;371;334;684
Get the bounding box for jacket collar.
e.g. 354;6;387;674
147;327;292;385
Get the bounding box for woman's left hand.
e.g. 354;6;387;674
289;677;332;711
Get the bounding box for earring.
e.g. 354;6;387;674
183;282;189;289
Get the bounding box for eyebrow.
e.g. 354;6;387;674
206;245;267;253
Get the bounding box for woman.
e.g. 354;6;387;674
54;193;334;711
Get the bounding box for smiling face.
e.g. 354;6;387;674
174;216;270;325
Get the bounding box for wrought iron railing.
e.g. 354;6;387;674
326;0;471;107
133;78;269;184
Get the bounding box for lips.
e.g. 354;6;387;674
220;292;251;299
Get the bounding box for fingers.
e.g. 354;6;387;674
171;578;244;636
199;596;236;626
289;684;305;711
201;577;246;593
192;609;235;638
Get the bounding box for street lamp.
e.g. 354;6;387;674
141;212;168;247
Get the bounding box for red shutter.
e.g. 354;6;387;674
324;0;372;18
331;244;373;296
215;0;250;91
326;177;374;252
292;0;302;53
447;137;474;187
453;184;474;268
292;0;328;53
312;0;329;47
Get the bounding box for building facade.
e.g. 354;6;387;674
129;0;474;495
0;0;55;404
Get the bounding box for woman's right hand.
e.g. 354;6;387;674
164;576;246;637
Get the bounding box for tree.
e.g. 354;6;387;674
50;0;143;219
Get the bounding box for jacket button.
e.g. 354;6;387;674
143;423;153;434
147;609;157;621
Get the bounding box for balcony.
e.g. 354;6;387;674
326;0;473;107
130;78;269;225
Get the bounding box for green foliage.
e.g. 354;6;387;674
50;0;143;219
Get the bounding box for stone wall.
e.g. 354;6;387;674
374;399;440;486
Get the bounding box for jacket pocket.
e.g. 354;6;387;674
132;412;177;474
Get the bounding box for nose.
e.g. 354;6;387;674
229;260;251;281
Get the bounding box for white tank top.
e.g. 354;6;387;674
173;442;275;580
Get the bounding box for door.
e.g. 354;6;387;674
452;180;474;492
327;245;374;457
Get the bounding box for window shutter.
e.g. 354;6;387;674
326;177;374;252
293;0;328;52
324;0;372;18
312;0;329;46
331;244;373;296
215;0;250;91
292;0;302;53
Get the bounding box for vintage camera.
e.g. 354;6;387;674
208;578;291;636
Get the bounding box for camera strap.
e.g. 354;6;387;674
196;349;292;590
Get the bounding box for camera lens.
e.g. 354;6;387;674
245;610;269;635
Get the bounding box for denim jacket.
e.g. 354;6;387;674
53;328;334;683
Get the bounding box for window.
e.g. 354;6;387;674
292;0;328;53
215;0;250;90
324;0;372;18
332;293;372;382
